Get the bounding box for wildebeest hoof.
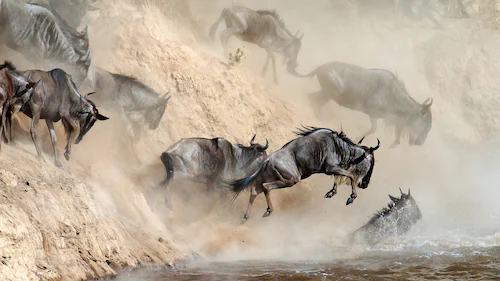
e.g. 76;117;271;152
64;152;70;161
262;209;272;218
54;161;63;168
346;197;355;205
324;190;336;198
240;217;248;224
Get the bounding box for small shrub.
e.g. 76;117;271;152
228;47;246;67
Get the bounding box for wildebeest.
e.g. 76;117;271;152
27;0;99;29
160;135;269;201
351;188;422;246
394;0;443;28
230;126;379;224
0;62;39;149
0;0;91;85
291;62;433;147
14;68;108;167
82;66;170;142
209;5;303;84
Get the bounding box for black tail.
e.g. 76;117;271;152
159;152;174;187
229;162;266;203
209;8;228;41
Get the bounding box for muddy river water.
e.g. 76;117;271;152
108;228;500;281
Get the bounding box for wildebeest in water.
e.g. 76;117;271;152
159;135;269;203
351;188;422;246
291;62;433;148
209;5;303;84
230;126;379;224
0;0;91;85
0;62;39;150
82;66;170;142
11;68;108;167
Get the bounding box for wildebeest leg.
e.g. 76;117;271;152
30;106;44;159
45;120;62;168
325;166;357;205
389;124;403;149
261;177;299;217
61;115;78;161
269;52;279;84
358;117;377;142
261;53;271;77
220;27;243;56
324;183;338;199
0;104;6;151
308;91;329;119
241;185;260;224
457;0;469;17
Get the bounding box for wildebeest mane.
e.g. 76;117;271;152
256;9;293;36
368;201;396;225
0;61;20;75
294;125;357;146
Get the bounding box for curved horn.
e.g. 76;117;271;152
357;136;365;145
161;92;169;99
85;92;95;98
262;139;269;150
250;134;256;145
421;97;433;113
369;138;380;152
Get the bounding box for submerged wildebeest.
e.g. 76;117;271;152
351;188;422;246
160;135;269;202
0;62;39;149
0;0;91;85
12;68;108;167
230;126;379;224
82;66;170;142
27;0;99;29
291;62;433;147
209;5;303;84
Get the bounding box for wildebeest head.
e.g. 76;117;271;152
408;97;433;146
284;31;304;71
75;92;109;144
234;134;269;170
356;137;380;189
388;188;422;224
145;93;170;130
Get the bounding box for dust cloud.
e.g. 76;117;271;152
2;0;500;279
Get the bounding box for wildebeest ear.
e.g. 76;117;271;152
95;113;109;121
389;195;398;203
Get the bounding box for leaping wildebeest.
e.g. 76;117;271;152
209;5;303;84
0;62;39;150
0;0;91;85
12;68;108;167
230;126;379;224
82;66;170;142
351;188;422;246
159;135;269;202
291;62;433;147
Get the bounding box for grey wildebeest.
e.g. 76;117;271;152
14;68;108;167
291;62;433;148
230;126;379;223
82;66;170;142
27;0;99;29
209;5;303;84
0;0;91;85
351;188;422;246
160;135;269;202
0;62;39;149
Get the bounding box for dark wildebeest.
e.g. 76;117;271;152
209;6;303;84
159;135;269;202
14;68;108;167
0;0;91;85
27;0;99;29
82;66;170;142
0;62;39;149
291;62;433;148
351;188;422;246
230;126;380;224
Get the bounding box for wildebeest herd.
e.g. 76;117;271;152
0;0;436;245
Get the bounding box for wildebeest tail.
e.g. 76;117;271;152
288;67;317;78
229;162;266;201
159;152;174;187
209;8;228;41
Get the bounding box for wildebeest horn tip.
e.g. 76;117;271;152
250;134;256;145
358;136;365;145
399;187;404;196
263;139;269;150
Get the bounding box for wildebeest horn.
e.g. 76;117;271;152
357;136;365;145
95;113;109;120
369;139;380;152
28;79;41;89
408;188;411;196
399;187;404;196
85;92;95;98
250;134;256;145
262;139;269;150
421;97;433;113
